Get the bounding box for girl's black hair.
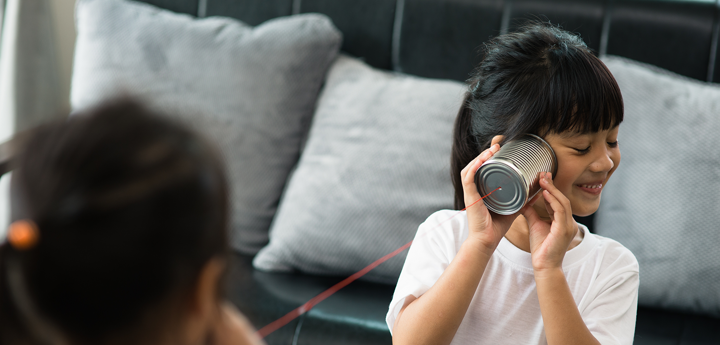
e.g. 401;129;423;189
0;100;229;344
451;22;624;209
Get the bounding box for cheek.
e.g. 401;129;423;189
549;156;581;194
549;168;577;195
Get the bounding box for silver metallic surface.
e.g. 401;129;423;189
475;134;558;215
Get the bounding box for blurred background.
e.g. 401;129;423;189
0;0;76;235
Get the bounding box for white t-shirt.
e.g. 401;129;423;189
387;210;639;345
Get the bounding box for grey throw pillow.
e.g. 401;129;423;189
71;0;341;254
253;55;465;283
597;55;720;317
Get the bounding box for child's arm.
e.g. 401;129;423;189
392;144;524;345
391;230;498;345
523;172;601;345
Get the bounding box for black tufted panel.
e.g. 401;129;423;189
712;2;720;83
606;0;716;82
398;0;505;81
140;0;199;15
227;253;304;345
633;306;720;344
507;0;606;54
300;0;397;70
206;0;294;26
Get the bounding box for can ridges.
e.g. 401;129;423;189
474;134;557;215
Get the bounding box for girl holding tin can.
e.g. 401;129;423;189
387;22;638;345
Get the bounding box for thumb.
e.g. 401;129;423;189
521;195;549;236
522;203;542;226
520;192;542;223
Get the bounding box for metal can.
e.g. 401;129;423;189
475;134;558;215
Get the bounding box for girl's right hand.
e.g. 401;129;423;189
460;144;524;255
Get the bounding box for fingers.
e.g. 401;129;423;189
538;172;575;234
521;202;542;225
521;191;551;234
460;144;500;206
539;173;565;218
521;192;541;214
461;144;500;182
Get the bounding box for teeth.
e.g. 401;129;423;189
580;184;602;189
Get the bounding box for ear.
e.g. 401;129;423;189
180;257;226;343
191;257;226;317
491;135;505;147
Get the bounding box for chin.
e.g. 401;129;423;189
572;200;600;217
570;190;603;217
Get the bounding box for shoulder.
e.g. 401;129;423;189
592;233;639;270
413;209;469;254
585;233;639;288
418;209;468;236
419;209;468;236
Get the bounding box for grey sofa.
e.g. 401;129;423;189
2;0;720;344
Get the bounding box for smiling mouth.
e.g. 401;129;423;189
577;183;603;195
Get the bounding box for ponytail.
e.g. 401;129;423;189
450;92;480;210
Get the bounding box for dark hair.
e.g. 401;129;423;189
0;100;229;344
451;22;624;209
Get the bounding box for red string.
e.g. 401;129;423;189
255;187;501;339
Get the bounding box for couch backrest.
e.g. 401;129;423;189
138;0;720;83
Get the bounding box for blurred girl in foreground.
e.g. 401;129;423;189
0;100;263;345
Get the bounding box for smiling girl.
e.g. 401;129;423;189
386;23;639;345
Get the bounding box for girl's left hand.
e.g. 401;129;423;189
521;172;578;272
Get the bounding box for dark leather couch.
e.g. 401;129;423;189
2;0;720;344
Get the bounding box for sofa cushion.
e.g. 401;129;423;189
253;55;464;283
70;0;341;254
596;55;720;317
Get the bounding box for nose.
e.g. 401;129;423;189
589;146;615;173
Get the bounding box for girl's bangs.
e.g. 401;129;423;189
540;53;624;136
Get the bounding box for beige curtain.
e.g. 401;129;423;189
0;0;64;234
0;0;11;236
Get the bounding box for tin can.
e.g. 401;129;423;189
475;134;558;215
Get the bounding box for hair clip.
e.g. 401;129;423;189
8;220;39;250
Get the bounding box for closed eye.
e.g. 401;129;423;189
608;141;618;148
573;146;591;154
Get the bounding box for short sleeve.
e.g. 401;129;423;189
385;210;467;334
581;243;640;345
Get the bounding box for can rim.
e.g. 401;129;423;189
476;158;527;215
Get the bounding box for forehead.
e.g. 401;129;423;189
554;125;620;140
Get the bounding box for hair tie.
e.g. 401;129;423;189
8;220;39;250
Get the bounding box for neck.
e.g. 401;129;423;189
503;207;584;253
504;215;533;252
